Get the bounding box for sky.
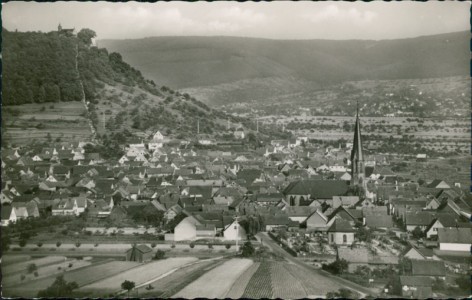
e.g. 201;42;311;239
2;1;470;40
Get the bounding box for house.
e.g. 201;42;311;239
51;197;87;216
327;219;355;245
285;206;317;223
152;131;165;142
424;214;458;239
305;209;332;232
332;196;360;209
283;180;349;206
426;179;450;189
164;204;183;221
11;201;40;218
364;214;393;230
394;276;432;298
410;260;446;279
223;220;247;241
196;224;216;239
174;216;201;241
125;244;153;263
416;154;427;162
404;211;435;232
1;206;17;226
437;228;471;252
403;247;439;261
233;128;245;139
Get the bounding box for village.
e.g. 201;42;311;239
2;106;471;298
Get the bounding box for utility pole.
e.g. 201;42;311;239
234;215;240;252
197;119;200;135
256;119;259;133
227;117;230;131
103;113;106;131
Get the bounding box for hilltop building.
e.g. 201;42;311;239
57;23;75;37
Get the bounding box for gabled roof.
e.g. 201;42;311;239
285;206;317;217
327;218;355;232
1;206;13;219
438;227;471;244
404;211;435;226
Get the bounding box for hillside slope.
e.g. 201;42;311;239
100;31;469;105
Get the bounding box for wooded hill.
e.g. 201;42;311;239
100;31;469;106
2;28;290;147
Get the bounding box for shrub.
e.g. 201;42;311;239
208;244;213;249
94;243;99;247
19;239;27;247
151;242;156;248
56;241;62;247
27;263;38;274
189;242;195;249
21;274;26;281
171;244;176;249
75;242;81;248
57;267;62;270
154;249;165;260
61;229;68;235
68;263;73;268
37;242;43;248
34;271;39;277
225;244;231;249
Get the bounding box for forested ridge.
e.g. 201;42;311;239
2;27;162;106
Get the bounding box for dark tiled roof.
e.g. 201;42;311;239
438;227;471;244
327;218;355;232
411;260;446;276
283;180;349;199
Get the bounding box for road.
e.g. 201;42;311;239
256;232;378;298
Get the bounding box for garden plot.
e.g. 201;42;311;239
3;256;66;275
242;261;273;299
270;262;307;299
79;257;198;294
225;262;260;299
284;263;341;297
173;258;253;299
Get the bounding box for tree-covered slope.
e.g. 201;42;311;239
2;28;83;105
100;31;469;105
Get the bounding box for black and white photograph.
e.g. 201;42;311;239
1;1;471;299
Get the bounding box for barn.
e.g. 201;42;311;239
126;244;153;263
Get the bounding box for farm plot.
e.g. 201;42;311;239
3;256;66;275
173;258;253;299
3;259;91;286
284;263;342;297
4;260;141;298
270;262;307;299
134;259;222;298
2;255;32;266
79;257;198;295
225;262;260;299
242;261;273;299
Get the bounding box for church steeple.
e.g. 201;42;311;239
351;101;365;189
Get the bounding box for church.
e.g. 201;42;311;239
350;102;367;191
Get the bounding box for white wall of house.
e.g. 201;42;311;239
174;218;197;241
439;243;470;252
224;222;247;241
328;232;354;245
288;216;308;223
426;220;443;239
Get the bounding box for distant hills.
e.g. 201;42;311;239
100;31;469;105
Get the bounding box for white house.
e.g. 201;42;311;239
438;228;471;252
1;206;17;226
223;220;247;241
327;219;355;245
152;131;165;142
233;128;245;140
174;216;201;241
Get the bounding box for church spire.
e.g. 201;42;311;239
351;100;365;188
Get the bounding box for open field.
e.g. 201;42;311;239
3;258;92;286
3;102;92;145
130;258;224;298
79;257;198;295
2;254;32;266
173;258;254;299
3;255;67;275
3;259;139;298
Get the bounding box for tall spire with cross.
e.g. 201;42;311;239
351;100;365;189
